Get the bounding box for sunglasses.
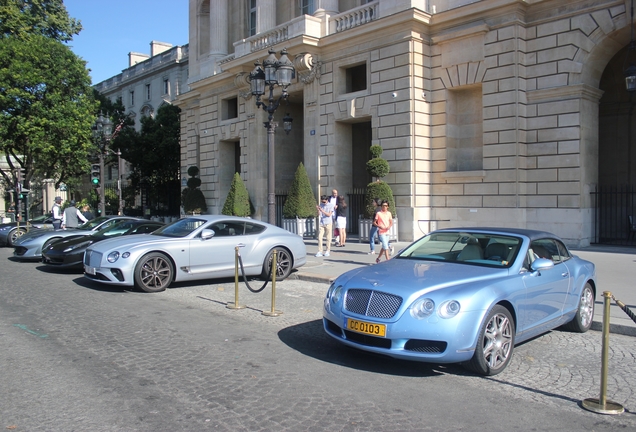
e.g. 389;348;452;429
382;204;389;207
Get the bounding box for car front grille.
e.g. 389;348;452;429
404;339;447;353
344;289;402;319
84;250;103;267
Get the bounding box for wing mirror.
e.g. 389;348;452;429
201;229;216;240
530;258;554;272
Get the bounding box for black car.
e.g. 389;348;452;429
41;220;164;269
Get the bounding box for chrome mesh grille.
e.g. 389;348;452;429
84;250;103;267
345;289;402;319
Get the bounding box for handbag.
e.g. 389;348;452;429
334;228;340;236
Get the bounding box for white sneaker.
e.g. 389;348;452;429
368;251;376;255
390;246;395;255
315;252;323;257
324;251;330;257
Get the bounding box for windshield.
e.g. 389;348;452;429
398;231;522;268
151;218;206;238
78;216;112;230
93;221;139;239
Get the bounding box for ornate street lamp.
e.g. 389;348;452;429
249;48;295;225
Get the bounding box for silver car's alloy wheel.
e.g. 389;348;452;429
466;305;515;376
135;253;173;293
261;247;292;281
562;282;595;333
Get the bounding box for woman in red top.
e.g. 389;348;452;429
373;200;393;263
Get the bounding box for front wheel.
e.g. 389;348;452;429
8;228;26;246
134;252;174;293
261;247;292;281
561;282;594;333
466;305;515;376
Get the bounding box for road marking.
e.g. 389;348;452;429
13;324;48;338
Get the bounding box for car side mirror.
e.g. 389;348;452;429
201;229;215;240
530;258;554;273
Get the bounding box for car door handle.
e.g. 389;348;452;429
236;243;246;248
562;272;569;278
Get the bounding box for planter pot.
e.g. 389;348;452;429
282;217;317;238
358;217;398;243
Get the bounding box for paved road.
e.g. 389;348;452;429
1;247;635;431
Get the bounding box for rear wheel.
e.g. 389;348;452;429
8;228;26;246
261;247;292;281
562;282;594;333
466;305;515;376
134;252;174;293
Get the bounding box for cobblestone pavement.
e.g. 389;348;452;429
1;247;635;431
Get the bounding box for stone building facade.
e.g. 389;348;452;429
178;0;636;247
92;41;189;211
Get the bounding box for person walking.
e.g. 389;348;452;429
328;189;339;245
335;195;347;247
51;196;63;230
315;195;335;257
62;200;88;229
368;198;381;254
374;200;393;264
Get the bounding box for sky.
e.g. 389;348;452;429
63;0;189;85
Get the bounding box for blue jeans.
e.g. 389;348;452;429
369;225;379;251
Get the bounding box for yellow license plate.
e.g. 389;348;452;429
347;318;386;337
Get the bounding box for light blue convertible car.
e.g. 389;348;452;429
323;228;596;376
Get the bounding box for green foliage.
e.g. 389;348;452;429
0;0;82;42
187;177;202;189
222;173;252;217
369;144;383;159
364;181;396;218
182;188;208;214
115;104;182;215
366;158;390;179
283;162;317;218
181;165;208;214
0;34;97;192
187;166;199;177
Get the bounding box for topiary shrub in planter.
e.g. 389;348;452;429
182;166;208;214
282;162;317;236
360;144;398;242
222;173;253;217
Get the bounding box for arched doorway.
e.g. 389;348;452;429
597;44;636;244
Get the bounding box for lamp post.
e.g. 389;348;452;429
92;113;112;216
249;48;295;225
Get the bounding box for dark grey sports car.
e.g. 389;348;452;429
42;220;164;269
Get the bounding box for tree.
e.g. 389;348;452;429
0;0;82;42
0;35;97;192
364;145;395;218
222;173;252;217
283;162;317;218
181;166;207;214
114;104;182;215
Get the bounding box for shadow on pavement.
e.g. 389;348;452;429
278;319;466;378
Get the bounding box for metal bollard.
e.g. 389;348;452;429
262;249;282;317
226;245;245;310
581;291;624;414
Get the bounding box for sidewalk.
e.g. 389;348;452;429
291;238;636;337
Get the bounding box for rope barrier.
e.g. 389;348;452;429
611;294;636;324
237;251;270;293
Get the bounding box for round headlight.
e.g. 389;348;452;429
411;297;435;319
107;251;120;263
438;300;461;318
331;286;343;304
122;252;130;259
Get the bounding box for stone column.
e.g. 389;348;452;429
209;0;228;56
